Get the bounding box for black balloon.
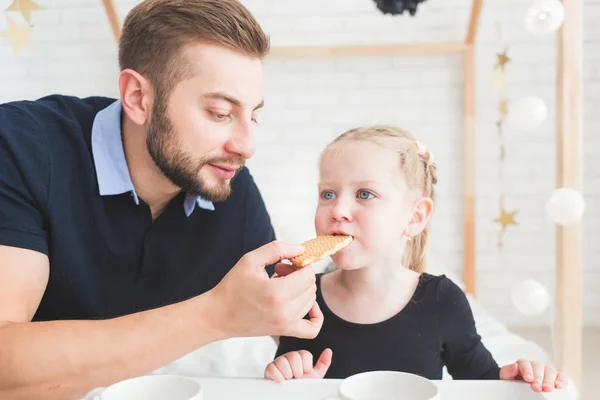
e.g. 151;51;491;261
373;0;428;16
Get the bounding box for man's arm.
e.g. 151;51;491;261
0;240;321;400
0;245;226;400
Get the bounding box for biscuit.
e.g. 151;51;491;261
289;235;353;268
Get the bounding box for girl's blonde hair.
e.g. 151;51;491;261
323;125;438;273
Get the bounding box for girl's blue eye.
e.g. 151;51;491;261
322;191;335;200
358;190;374;200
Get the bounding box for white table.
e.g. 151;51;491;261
190;377;573;400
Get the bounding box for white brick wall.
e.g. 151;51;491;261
0;0;598;326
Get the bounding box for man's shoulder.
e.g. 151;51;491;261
1;94;117;131
0;94;118;185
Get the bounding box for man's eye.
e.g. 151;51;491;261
210;111;230;121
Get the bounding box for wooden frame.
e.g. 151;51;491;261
101;0;582;387
554;0;583;388
102;0;121;44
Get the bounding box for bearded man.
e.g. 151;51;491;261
0;1;322;399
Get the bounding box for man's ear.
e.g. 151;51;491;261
406;197;434;237
118;68;153;126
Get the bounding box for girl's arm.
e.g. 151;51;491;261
436;277;568;392
435;277;500;380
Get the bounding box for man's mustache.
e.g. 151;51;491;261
202;155;246;169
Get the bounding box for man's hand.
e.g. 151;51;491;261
499;359;569;392
264;349;332;382
208;240;323;340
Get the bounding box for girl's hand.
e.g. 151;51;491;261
499;359;569;392
264;349;332;383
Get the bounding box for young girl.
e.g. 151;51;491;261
265;125;568;393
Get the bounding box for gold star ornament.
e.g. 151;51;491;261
495;208;517;228
5;0;43;25
0;15;34;55
495;206;518;248
495;50;510;72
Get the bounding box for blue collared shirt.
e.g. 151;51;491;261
91;100;214;216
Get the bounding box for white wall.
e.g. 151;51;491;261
0;0;598;326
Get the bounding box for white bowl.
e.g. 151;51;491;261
338;371;439;400
100;375;202;400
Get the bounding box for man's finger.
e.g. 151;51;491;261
290;302;324;339
273;263;299;278
307;301;324;327
247;241;305;271
273;265;316;300
283;288;316;326
312;348;333;379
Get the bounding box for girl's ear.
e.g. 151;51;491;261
406;197;434;237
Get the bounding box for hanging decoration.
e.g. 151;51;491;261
510;279;551;316
494;204;518;248
0;0;42;55
545;187;586;226
524;0;565;36
373;0;428;16
493;49;509;163
0;13;33;54
506;96;548;131
5;0;43;25
491;34;518;248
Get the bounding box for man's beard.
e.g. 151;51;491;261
146;97;245;203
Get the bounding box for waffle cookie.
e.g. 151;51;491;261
289;235;353;268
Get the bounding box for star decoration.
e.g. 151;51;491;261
495;50;510;72
495;205;518;248
498;99;508;118
5;0;43;25
0;15;34;55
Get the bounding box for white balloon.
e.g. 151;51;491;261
506;97;548;131
510;279;551;317
524;0;565;36
545;187;586;225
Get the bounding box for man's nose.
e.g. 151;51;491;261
225;120;255;159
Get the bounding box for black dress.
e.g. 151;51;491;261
276;273;501;380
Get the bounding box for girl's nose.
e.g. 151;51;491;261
330;201;352;222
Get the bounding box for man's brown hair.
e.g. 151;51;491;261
118;0;270;97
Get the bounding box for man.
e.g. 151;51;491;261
0;1;322;399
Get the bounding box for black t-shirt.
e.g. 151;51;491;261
277;273;501;380
0;95;276;321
